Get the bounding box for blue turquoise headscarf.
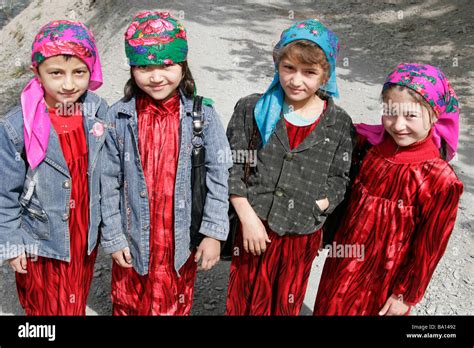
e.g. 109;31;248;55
254;19;340;144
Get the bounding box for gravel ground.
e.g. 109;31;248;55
0;0;472;316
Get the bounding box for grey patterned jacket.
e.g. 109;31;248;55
227;93;355;236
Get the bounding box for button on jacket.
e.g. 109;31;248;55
227;93;355;236
0;91;108;262
100;93;232;275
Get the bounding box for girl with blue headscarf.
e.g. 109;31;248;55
226;19;354;315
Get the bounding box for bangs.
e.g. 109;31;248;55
277;40;330;80
283;42;326;66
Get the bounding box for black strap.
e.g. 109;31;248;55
190;95;207;248
192;96;204;145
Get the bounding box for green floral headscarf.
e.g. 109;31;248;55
125;11;187;66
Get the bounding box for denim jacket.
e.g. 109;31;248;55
100;92;232;275
0;91;108;263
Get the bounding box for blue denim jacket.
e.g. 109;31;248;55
100;92;232;275
0;91;108;263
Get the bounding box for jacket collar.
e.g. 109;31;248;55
274;97;337;152
117;90;194;120
116;91;194;163
43;91;105;177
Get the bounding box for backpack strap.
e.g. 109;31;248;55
192;96;204;147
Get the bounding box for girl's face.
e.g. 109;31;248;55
34;55;90;109
278;56;327;106
132;64;183;101
382;88;434;147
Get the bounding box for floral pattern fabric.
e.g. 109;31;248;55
124;11;188;66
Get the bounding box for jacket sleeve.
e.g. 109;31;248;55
0;119;27;262
391;180;463;305
99;110;129;254
199;106;233;241
226;96;254;198
316;116;356;215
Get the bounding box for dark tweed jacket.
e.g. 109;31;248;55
227;93;355;236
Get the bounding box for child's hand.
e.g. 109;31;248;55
112;247;133;268
8;253;27;274
195;237;221;271
379;294;411;316
230;195;271;256
241;212;271;256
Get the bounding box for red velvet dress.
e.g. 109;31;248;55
226;111;323;316
111;93;198;316
15;107;97;316
314;133;463;315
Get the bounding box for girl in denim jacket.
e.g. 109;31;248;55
101;11;232;315
0;20;107;315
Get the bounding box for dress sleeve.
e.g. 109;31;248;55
392;179;463;305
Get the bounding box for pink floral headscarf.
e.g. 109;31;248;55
355;63;460;161
21;20;103;169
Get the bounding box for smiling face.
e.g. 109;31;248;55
132;64;183;101
382;86;435;147
34;55;90;109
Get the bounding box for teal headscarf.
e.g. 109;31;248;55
254;19;340;144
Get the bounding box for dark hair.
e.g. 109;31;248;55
59;54;73;61
274;40;331;85
123;61;195;102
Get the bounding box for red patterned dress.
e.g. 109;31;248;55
111;93;198;316
226;109;324;316
314;133;463;315
16;107;97;316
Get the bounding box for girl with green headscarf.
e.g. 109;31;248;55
100;11;232;316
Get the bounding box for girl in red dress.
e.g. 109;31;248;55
16;107;96;315
225;20;354;315
2;20;106;315
314;63;463;316
101;11;231;316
